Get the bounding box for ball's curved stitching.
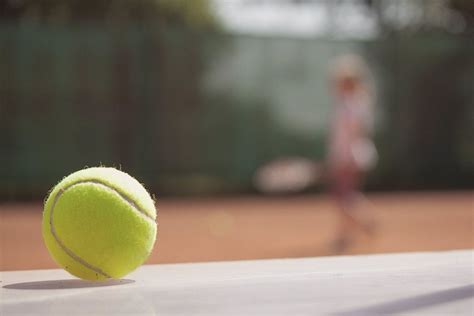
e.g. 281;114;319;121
49;179;156;279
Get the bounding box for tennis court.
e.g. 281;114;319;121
2;191;472;271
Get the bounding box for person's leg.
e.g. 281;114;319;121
358;198;376;234
329;167;378;252
329;168;359;252
350;172;377;235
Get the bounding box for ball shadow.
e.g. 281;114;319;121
3;278;135;290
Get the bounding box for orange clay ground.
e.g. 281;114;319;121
1;191;472;271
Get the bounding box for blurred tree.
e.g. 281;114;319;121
449;0;474;32
364;0;473;34
0;0;218;29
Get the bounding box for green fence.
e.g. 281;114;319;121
1;23;472;198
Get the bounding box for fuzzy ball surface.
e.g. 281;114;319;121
42;167;157;281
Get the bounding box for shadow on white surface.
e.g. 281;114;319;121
3;278;134;290
335;284;474;315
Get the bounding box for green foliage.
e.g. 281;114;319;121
0;0;218;29
156;0;218;29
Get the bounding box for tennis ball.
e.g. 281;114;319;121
42;167;157;281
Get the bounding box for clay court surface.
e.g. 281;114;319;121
1;191;472;271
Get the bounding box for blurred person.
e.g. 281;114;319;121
326;54;378;252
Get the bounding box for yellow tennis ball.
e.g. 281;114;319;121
42;167;157;281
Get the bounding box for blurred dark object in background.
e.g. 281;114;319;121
0;0;473;200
